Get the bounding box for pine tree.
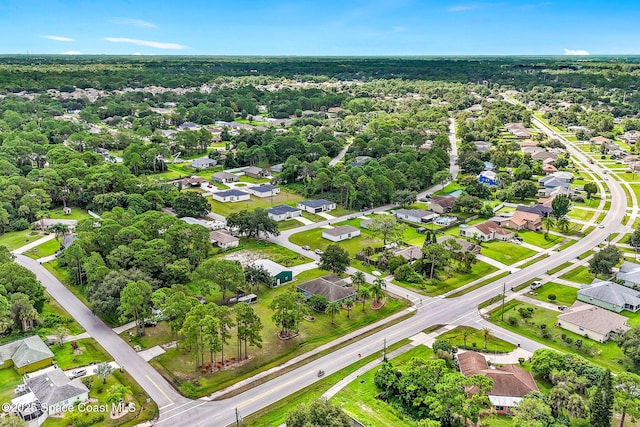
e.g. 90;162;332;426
590;370;613;427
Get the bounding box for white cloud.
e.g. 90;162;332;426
392;26;406;32
104;37;187;50
61;51;82;55
111;18;156;28
43;35;74;42
133;52;142;55
564;48;590;55
448;3;504;12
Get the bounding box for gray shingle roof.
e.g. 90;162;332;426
269;205;301;215
251;184;278;193
578;281;640;308
26;368;88;407
394;209;433;219
323;225;359;237
0;336;53;368
297;276;355;303
298;199;334;208
558;301;630;335
216;189;249;197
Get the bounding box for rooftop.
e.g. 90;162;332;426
579;280;640;308
558;301;629;335
297;276;355;303
26;368;88;408
0;336;53;369
252;259;290;276
269;204;301;215
215;189;249;197
251;184;279;193
458;351;538;398
298;199;335;208
323;225;359;236
209;230;239;244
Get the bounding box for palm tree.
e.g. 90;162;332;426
542;216;555;238
343;297;354;319
96;362;115;384
556;216;570;233
371;278;387;304
36;210;50;231
325;301;341;325
462;328;472;347
350;271;366;291
482;327;493;350
358;287;370;312
49;223;70;250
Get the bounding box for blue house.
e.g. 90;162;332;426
478;170;498;186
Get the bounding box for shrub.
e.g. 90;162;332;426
518;307;532;318
561;333;567;341
308;295;328;312
432;339;453;355
508;316;518;326
540;324;547;330
575;339;583;348
548;294;557;301
9;218;29;231
518;357;525;365
565;336;573;344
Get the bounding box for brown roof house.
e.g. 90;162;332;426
296;275;356;303
557;301;630;343
436;236;481;254
244;166;269;179
430;195;456;214
458;351;538;415
494;211;542;232
175;176;207;188
459;221;513;242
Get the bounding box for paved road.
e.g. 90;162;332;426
418;118;459;200
15;255;189;413
329;137;354;166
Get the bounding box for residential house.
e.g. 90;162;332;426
436;236;481;254
542;164;558;174
516;204;552;218
578;280;640;312
296;275;356;303
505;123;531;138
458;351;538;415
557;301;630;343
296;199;336;214
179;122;199;130
590;136;612;145
393;209;438;224
18;368;89;420
209;230;239;249
244;166;269;178
360;218;373;229
617;261;640;288
246;184;280;198
211;172;239;184
252;259;292;286
394;246;423;262
494;211;542;231
459;221;513;242
270;163;284;173
268;205;302;221
0;336;54;373
538;174;572;196
419;140;433;151
175;176;207;188
179;217;224;230
521;146;546;156
190;157;217;169
519;139;539;148
212;189;250;203
322;225;361;242
473;141;491;152
478;170;498;186
430;195;457;214
531;150;558;162
350;156;372;167
621;130;640;144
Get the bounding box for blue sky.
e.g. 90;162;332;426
1;0;639;56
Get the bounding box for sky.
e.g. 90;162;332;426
1;0;639;56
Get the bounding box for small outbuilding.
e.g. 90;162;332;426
252;259;293;286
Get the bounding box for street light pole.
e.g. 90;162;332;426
501;282;506;321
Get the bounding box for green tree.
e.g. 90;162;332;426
105;384;131;406
370;278;386;304
556;215;570;232
49;222;70;250
270;291;309;338
589;245;621;276
629;228;640;249
513;392;554;427
319;244;351;273
422;243;450;280
226;208;280;239
482;327;493;350
119;280;152;337
325;301;341;325
350;271;366;291
542;216;555;238
96;362;114;384
590;370;613;427
614;372;640;427
235;302;262;360
512;180;538;199
193;259;245;301
286;399;351;427
357;287;370;312
171;191;209;218
551;194;572;219
9;293;38;332
367;215;406;246
583;182;598;200
343;297;354;319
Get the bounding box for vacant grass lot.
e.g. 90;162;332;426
290;226;381;256
489;300;628;373
396;261;498;296
48;207;91;221
0;229;44;251
567;208;595;222
558;265;595;284
277;219;303;231
206;190;304;218
151;282;406;398
516;231;563;249
437;326;517;353
51;338;111;370
40;295;84;336
480;241;537;265
120;321;173;350
526;282;578;306
219;238;312;266
25;238;60;259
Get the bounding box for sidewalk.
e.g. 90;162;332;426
11;234;56;255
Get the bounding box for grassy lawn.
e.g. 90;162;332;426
51;338;111;370
516;231;563;249
119;321;173;350
219;238;311;267
437;326;517;353
480;241;536;266
48;207;91;221
150;283;407;398
290;227;382;256
546;261;572;275
396;261;499;297
206;190;304;218
40;295;84;336
0;368;22;407
43;370;158;427
447;271;510;298
526;282;578;306
25;238;60;259
245;339;411;427
558;265;595;284
0;229;44;251
300;211;326;222
489;300;629;373
277;219;303;231
519;253;550;268
558;239;578;250
567;208;595;222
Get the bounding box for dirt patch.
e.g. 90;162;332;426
222;250;266;266
370;299;386;310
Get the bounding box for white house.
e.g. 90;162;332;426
212;189;250;203
211;172;239;183
393;209;438;224
459;221;513;242
557;302;630;343
322;225;361;242
209;230;240;249
268;205;302;221
297;199;336;214
247;184;280;198
190;157;217;169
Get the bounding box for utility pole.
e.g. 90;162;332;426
235;408;241;427
383;338;387;361
501;282;506;321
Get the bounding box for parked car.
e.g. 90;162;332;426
69;368;87;379
302;245;311;250
529;281;542;290
314;249;324;255
139;319;157;327
558;306;568;311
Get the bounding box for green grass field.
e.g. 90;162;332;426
526;282;578;306
558;265;595;284
0;229;45;251
120;321;173;350
51;338;111;370
25;238;60;259
480;241;537;265
289;226;382;256
437;326;517;353
206;190;304;217
567;208;596;222
48;207;91;221
516;230;563;249
396;261;499;297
